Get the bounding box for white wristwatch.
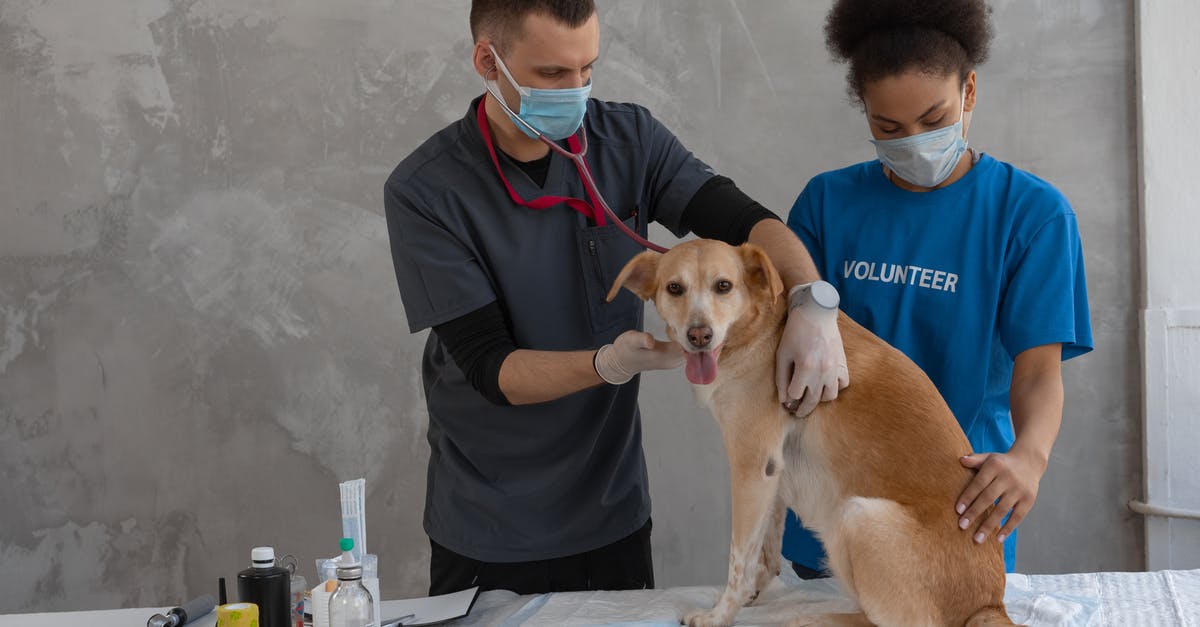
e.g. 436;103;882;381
788;280;840;311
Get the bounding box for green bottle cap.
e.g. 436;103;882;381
340;537;354;552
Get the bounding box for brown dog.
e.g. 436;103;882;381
608;240;1017;627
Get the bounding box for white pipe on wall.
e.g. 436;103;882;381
1129;499;1200;522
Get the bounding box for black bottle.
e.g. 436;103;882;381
237;546;291;627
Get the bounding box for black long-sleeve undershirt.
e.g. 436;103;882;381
431;174;781;405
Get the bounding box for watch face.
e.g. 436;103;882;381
789;281;839;310
810;281;840;309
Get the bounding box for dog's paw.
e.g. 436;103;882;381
682;608;730;627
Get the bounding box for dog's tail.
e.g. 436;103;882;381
965;605;1022;627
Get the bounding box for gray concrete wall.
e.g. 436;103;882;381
1137;0;1200;570
0;0;1140;612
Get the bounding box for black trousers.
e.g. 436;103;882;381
791;561;831;580
429;519;654;596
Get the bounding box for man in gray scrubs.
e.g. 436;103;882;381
385;0;848;596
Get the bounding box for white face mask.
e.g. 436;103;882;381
869;91;969;188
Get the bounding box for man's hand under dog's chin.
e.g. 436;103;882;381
594;330;685;385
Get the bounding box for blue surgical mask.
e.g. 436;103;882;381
869;92;969;188
487;45;591;141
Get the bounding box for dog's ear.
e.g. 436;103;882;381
739;244;785;304
608;250;660;302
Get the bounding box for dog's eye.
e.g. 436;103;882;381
715;280;732;294
666;282;685;296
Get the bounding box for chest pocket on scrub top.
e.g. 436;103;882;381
576;209;646;335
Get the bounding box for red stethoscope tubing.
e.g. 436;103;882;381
541;128;670;253
479;85;669;254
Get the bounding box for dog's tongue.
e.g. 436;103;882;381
685;350;718;385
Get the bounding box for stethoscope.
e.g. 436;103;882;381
482;70;670;254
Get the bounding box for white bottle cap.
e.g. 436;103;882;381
251;546;276;567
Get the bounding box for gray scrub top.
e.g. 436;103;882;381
384;95;714;562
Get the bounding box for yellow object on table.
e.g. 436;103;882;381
216;602;259;627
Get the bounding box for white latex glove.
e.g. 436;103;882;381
594;330;686;385
776;281;849;416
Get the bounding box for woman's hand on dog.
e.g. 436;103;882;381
954;448;1049;544
776;305;849;417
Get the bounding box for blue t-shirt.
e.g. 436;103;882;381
782;154;1093;572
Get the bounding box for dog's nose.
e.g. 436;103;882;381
687;326;713;348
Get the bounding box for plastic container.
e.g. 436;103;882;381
340;479;367;563
290;573;307;627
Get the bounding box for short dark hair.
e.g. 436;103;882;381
825;0;994;101
470;0;596;53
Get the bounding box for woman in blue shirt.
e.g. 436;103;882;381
783;0;1094;576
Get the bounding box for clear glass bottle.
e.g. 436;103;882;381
328;562;375;627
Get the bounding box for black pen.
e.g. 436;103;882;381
381;613;416;627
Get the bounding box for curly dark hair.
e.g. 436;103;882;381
825;0;994;100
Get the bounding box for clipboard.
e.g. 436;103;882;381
379;586;480;626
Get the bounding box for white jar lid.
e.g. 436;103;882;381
251;546;275;567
